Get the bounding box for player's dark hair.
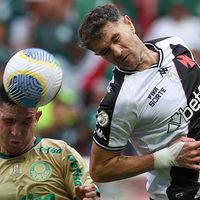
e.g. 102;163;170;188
0;81;16;106
78;3;123;50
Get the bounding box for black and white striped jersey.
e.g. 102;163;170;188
93;36;200;200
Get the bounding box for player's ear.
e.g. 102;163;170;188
124;15;135;34
35;110;42;125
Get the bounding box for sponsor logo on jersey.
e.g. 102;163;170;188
168;85;200;132
97;110;109;127
148;87;167;107
10;164;22;178
67;154;83;186
7;156;25;165
30;162;51;181
158;67;170;77
168;112;181;132
175;192;184;198
95;128;107;140
179;85;200;122
35;146;62;155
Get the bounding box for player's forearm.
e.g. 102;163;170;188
90;153;154;182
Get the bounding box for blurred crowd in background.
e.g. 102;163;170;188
1;0;200;157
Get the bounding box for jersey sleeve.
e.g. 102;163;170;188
60;143;100;199
93;69;138;151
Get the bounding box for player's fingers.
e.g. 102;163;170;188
184;141;200;151
174;136;196;144
187;163;200;171
74;186;82;194
82;184;96;192
84;191;97;198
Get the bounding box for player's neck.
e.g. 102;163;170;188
137;47;158;71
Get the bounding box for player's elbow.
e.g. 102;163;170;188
90;167;104;182
89;163;106;182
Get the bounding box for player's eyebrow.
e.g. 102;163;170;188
98;33;119;55
2;116;33;121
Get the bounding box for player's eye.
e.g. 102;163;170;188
4;120;14;125
103;49;109;56
22;121;31;125
114;37;120;43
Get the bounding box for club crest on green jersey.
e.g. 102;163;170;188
30;162;51;181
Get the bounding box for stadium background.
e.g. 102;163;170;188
0;0;200;199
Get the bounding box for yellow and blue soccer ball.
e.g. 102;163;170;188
3;48;63;107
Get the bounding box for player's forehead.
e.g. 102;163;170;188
90;21;122;52
0;103;36;119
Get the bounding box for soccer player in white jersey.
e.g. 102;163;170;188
0;82;100;200
78;3;200;200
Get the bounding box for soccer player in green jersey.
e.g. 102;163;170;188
0;81;100;200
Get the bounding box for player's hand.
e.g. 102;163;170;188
171;136;200;171
74;184;100;200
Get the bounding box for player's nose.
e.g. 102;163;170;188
111;44;122;57
11;124;21;136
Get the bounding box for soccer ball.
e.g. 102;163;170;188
3;48;63;107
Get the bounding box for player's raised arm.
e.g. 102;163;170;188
90;141;153;182
90;137;200;182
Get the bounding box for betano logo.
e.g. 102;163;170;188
179;85;200;122
168;85;200;132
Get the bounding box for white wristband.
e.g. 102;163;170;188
153;141;185;169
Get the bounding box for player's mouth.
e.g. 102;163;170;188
122;54;129;62
10;141;21;146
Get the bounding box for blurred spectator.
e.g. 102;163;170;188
35;84;97;156
0;22;12;81
75;0;111;25
143;0;200;64
83;78;108;131
134;0;158;38
112;0;136;23
30;0;84;65
195;0;200;16
9;0;84;65
8;0;78;64
35;87;79;144
76;51;112;94
0;0;26;25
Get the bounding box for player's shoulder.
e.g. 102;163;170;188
40;138;65;146
99;67;133;113
38;138;80;155
36;138;71;152
145;36;186;46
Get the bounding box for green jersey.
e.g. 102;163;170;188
0;137;99;200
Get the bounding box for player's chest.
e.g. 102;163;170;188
0;155;69;200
